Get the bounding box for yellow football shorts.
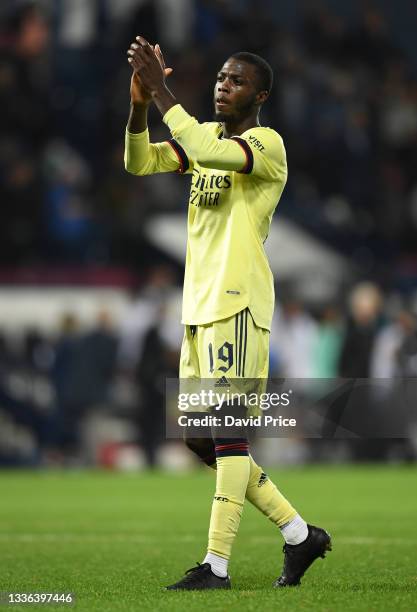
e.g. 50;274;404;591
179;308;269;413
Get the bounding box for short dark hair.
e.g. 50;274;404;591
229;52;273;93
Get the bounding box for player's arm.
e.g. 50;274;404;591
125;121;191;176
125;48;191;176
163;106;287;181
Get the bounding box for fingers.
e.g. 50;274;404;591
155;44;165;68
136;36;153;55
127;55;140;72
155;43;173;76
127;41;147;72
127;36;171;77
155;44;163;59
127;37;155;64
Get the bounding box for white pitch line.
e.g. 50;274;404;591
0;534;414;545
0;533;199;543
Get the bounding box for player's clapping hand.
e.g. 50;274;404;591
130;72;152;106
128;36;172;104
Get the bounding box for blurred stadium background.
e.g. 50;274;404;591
1;0;417;469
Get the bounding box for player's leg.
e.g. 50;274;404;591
167;323;233;590
212;309;331;586
243;311;332;586
202;433;250;581
185;439;305;542
166;438;247;592
245;453;330;586
184;431;331;587
236;315;307;541
168;316;251;590
246;455;300;534
198;315;254;583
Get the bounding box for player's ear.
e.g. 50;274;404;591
255;90;269;105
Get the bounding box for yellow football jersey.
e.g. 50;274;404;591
125;104;287;331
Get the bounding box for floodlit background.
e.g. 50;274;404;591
1;0;417;468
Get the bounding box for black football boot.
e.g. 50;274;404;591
274;524;332;587
166;563;231;591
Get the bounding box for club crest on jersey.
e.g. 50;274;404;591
190;168;231;207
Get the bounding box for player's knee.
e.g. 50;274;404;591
184;436;216;466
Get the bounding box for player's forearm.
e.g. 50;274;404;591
127;102;149;134
124;126;153;175
125;103;152;174
151;86;177;117
162;104;246;171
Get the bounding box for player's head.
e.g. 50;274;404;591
214;52;273;122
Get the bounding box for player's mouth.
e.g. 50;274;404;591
215;97;231;108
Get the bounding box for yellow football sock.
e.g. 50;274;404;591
209;455;297;527
207;455;250;559
246;454;297;526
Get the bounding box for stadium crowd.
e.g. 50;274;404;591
0;1;416;272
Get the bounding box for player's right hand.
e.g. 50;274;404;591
129;42;173;106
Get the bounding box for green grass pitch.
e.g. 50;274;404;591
1;465;416;611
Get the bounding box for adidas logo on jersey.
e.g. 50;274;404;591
215;376;230;387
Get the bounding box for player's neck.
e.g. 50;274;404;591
222;114;260;138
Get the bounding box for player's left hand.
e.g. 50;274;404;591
127;36;169;96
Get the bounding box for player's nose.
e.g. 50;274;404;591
218;80;230;93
